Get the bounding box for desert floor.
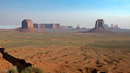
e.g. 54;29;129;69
0;30;130;73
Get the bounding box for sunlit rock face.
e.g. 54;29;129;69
22;19;34;28
16;19;39;32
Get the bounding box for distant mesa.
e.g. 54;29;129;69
61;26;74;30
34;23;60;29
16;19;39;32
104;24;121;31
16;19;61;32
86;19;112;33
111;24;120;29
73;25;88;32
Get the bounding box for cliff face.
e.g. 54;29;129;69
22;19;34;28
95;19;104;28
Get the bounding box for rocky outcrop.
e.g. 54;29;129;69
0;52;12;73
86;19;112;33
0;47;32;73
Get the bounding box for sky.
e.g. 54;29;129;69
0;0;130;29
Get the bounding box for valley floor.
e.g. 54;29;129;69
1;46;130;73
0;31;130;73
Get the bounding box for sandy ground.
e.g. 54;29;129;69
0;46;130;73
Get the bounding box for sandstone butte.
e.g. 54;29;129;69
16;19;39;33
85;19;112;33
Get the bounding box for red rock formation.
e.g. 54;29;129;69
86;19;112;33
95;19;104;28
39;24;60;29
16;19;39;32
22;19;33;28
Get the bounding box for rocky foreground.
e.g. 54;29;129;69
0;46;130;73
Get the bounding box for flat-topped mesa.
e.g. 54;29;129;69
95;19;105;28
22;19;34;28
34;23;60;29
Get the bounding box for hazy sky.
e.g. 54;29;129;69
0;0;130;29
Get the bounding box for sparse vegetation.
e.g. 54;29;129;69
0;31;130;49
6;66;18;73
21;67;43;73
1;31;130;73
6;66;43;73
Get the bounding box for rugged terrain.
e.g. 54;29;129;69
0;46;130;73
0;30;130;73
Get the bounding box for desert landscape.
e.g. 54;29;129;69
1;0;130;73
0;30;130;73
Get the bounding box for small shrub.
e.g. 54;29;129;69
6;66;18;73
21;67;43;73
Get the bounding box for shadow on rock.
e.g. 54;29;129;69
0;47;32;72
